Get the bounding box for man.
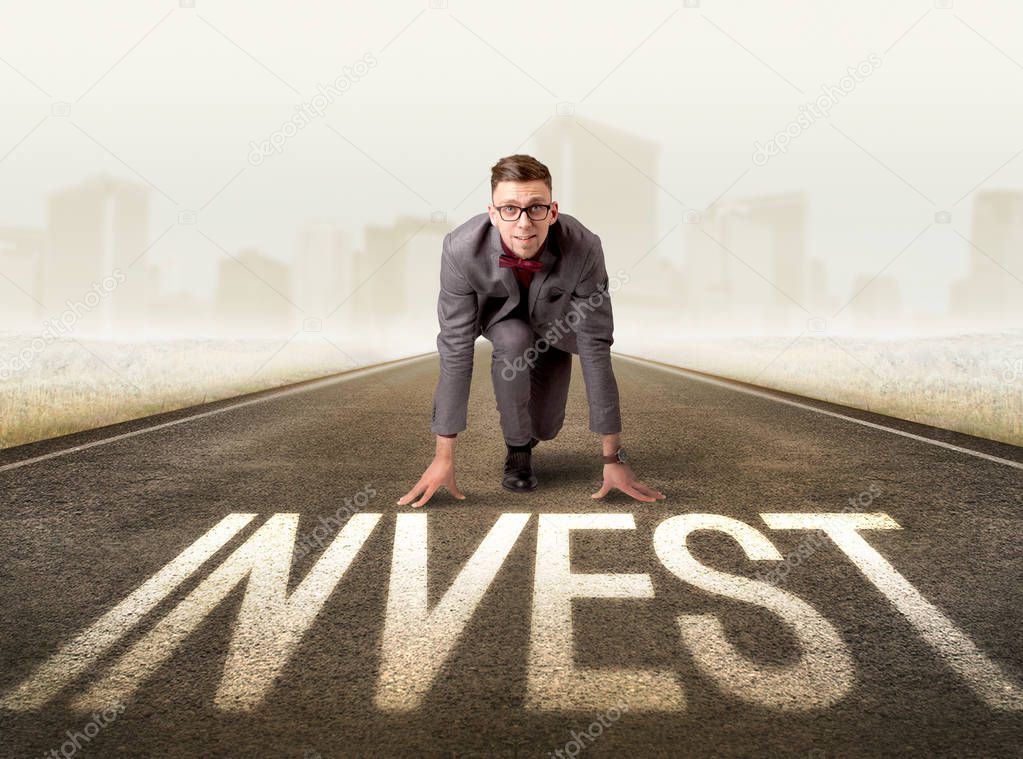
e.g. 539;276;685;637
397;154;665;508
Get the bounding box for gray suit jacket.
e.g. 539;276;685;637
430;211;622;436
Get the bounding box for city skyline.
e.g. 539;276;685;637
1;165;1020;341
4;2;1023;343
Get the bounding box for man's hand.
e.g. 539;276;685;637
591;462;666;503
396;457;465;508
397;435;465;509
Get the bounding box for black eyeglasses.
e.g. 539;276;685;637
496;203;552;222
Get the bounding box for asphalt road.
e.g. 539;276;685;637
1;345;1021;759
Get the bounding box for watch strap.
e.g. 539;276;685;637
601;447;626;465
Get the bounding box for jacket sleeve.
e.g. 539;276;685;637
572;234;622;434
430;233;480;435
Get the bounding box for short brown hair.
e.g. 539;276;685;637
490;154;552;197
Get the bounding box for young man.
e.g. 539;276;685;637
397;154;665;508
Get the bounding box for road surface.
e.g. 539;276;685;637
1;346;1021;758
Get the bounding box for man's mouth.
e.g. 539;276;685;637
514;235;535;242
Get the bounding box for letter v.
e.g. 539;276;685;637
374;513;530;711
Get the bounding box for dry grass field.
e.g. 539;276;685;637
2;329;1020;450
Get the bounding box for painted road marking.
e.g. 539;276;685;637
3;512;1021;713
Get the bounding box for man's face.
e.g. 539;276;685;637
488;179;558;259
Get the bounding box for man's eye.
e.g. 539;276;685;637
501;206;517;213
529;205;544;212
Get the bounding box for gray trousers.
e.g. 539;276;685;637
483;317;573;447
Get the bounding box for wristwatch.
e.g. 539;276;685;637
602;447;628;465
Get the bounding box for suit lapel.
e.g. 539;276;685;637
489;225;520;302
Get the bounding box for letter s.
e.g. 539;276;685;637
653;514;854;710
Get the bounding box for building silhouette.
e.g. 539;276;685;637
950;190;1023;330
848;274;904;334
533;115;672;316
0;226;46;330
805;257;839;322
351;215;451;339
681;192;808;334
295;221;352;324
45;174;156;338
214;248;294;335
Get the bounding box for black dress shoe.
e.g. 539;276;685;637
502;450;538;493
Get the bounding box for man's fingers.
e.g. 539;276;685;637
622;485;656;503
591;482;611;499
634;482;666;500
412;482;440;509
449;482;466;500
396;480;425;506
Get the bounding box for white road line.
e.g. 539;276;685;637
5;350;1019;474
0;353;434;473
616;353;1023;471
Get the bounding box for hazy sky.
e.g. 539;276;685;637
2;0;1022;313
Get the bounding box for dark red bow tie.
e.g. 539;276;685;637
499;253;543;272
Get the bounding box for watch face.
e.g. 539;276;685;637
618;448;627;462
